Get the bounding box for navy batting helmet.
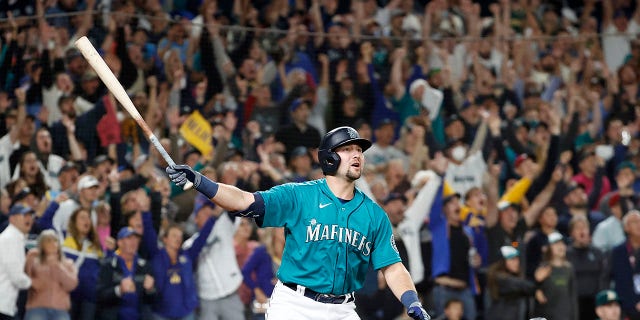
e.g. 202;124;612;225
318;126;371;175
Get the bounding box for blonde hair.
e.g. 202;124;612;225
37;229;64;262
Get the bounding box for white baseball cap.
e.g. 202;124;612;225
547;231;564;244
77;175;99;190
500;246;519;260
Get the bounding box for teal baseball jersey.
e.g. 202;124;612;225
258;178;401;295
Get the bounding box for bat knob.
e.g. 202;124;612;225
183;181;194;191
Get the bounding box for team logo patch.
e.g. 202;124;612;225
348;129;357;139
390;234;399;253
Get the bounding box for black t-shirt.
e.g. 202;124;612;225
487;218;528;265
525;230;549;280
449;225;471;283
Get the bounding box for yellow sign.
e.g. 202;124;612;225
179;110;213;155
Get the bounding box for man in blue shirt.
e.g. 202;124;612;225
167;126;430;319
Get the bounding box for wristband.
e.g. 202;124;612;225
401;290;420;310
195;174;219;199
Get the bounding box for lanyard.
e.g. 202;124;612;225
627;241;636;270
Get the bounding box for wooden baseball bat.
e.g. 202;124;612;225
74;36;193;190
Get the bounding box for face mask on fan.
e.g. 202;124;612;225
451;145;467;162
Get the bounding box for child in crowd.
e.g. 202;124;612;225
533;232;578;320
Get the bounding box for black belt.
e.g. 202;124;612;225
282;282;355;304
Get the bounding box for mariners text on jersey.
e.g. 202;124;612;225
305;221;373;256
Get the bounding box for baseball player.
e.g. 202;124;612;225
166;126;430;320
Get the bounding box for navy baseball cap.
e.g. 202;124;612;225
290;146;309;158
193;200;216;215
8;204;35;216
11;187;37;204
58;162;79;175
289;98;311;113
383;193;407;205
117;227;141;240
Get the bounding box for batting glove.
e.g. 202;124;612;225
407;302;431;320
166;164;201;187
167;164;219;198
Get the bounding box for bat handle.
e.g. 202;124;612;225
149;135;193;190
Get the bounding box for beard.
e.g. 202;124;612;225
345;167;362;182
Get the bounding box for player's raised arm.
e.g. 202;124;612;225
166;165;256;212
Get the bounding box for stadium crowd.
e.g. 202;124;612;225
0;0;639;319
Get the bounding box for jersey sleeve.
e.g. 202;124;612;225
370;206;402;270
258;183;297;228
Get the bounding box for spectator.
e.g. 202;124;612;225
62;207;105;320
443;115;490;197
383;158;412;195
151;215;215;320
533;232;578;320
566;214;609;320
0;89;28;190
459;186;492;271
594;290;622;320
52;175;101;234
96;227;157;320
29;127;65;191
12;151;49;200
399;168;441;287
241;227;285;320
435;298;464;320
395;119;430;178
592;194;626;252
10;186;42;222
430;159;479;320
611;161;639;211
611;211;640;320
486;246;536;320
601;1;640;72
286;146;313;183
486;174;555;266
57;162;80;195
274;98;322;160
365;119;407;172
373;192;411;320
137;192;164;262
234;218;260;289
572;149;610;211
524;206;559;280
24;229;78;320
94;201;112;252
0;204;34;319
185;201;244;320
